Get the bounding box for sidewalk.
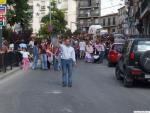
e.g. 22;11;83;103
0;67;20;80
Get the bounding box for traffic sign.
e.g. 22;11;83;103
0;16;6;26
0;6;6;15
0;0;7;4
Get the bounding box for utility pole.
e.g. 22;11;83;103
49;0;51;25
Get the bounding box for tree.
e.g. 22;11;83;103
7;0;32;28
39;0;67;36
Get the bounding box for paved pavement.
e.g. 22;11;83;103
0;61;150;113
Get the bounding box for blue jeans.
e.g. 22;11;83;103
41;54;48;70
61;59;73;85
32;55;38;70
54;57;59;71
99;51;105;62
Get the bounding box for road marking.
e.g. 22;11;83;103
45;90;63;94
61;107;73;113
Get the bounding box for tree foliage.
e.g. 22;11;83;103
7;0;32;28
39;0;67;36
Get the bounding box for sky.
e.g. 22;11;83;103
101;0;125;16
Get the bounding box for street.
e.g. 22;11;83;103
0;62;150;113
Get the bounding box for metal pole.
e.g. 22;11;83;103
0;26;2;48
49;0;51;25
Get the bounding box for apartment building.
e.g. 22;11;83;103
100;13;118;34
57;0;77;32
118;6;128;34
77;0;101;32
28;0;50;33
139;0;150;35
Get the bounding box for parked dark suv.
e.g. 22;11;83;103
115;37;150;87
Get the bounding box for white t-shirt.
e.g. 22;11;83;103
61;45;76;62
79;41;86;51
20;51;30;58
29;41;34;48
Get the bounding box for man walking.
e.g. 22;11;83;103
32;42;38;70
61;39;76;87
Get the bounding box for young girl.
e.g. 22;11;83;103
20;48;30;71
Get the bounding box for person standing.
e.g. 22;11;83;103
61;39;76;87
85;41;94;63
99;41;105;63
32;42;38;70
39;42;48;70
79;39;86;59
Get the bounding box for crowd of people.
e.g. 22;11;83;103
0;34;114;87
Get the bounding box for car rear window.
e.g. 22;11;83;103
134;41;150;52
112;44;123;52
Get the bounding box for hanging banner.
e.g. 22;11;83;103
0;5;6;15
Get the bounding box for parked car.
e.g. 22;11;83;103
107;43;124;67
115;37;150;87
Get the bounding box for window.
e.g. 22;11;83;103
108;18;111;26
103;18;105;26
113;17;116;25
95;19;99;24
88;0;92;6
112;28;115;32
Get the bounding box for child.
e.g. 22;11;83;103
85;42;94;63
20;48;30;71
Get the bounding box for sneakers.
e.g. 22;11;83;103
62;82;72;88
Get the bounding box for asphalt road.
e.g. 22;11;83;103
0;61;150;113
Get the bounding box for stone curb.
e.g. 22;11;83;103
0;67;20;80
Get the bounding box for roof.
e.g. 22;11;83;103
100;13;118;18
118;6;125;11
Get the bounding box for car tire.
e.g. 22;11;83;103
115;67;122;80
123;73;133;87
108;62;113;67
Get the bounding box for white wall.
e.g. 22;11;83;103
32;0;49;33
67;0;77;32
57;0;77;32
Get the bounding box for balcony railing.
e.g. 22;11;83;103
90;13;100;17
78;14;89;18
0;52;22;73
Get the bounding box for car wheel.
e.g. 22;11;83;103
108;62;113;67
115;67;122;80
123;73;133;87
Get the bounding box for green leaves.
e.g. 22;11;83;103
7;0;31;28
39;0;67;36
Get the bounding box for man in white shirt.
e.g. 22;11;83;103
79;39;86;59
61;39;76;87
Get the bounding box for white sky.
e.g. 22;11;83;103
101;0;125;16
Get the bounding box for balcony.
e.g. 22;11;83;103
90;13;100;17
79;3;100;9
78;14;90;19
141;0;150;17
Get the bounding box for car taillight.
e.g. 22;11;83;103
130;52;135;60
131;69;142;75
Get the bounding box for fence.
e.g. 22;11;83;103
0;52;22;73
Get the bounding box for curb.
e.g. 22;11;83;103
0;67;20;80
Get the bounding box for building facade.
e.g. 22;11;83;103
100;13;118;34
139;0;150;35
28;0;49;33
77;0;101;32
57;0;77;32
126;0;150;35
125;0;140;35
118;6;128;34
